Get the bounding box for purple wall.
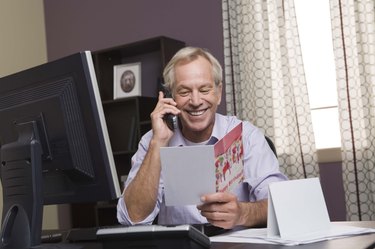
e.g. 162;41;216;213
43;0;226;112
319;162;347;221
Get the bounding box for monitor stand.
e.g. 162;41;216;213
0;121;43;249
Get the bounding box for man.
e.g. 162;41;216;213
117;47;287;229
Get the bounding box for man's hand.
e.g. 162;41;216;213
197;192;268;229
150;91;180;144
197;192;243;229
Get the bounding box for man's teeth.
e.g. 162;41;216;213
189;110;205;116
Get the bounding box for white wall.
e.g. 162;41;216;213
0;0;47;76
0;0;62;230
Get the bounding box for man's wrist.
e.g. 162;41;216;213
238;200;268;227
238;202;249;226
149;136;168;148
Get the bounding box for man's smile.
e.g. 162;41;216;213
187;109;207;116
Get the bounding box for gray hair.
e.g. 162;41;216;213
162;47;222;94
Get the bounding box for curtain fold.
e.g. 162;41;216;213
222;0;318;179
330;0;375;221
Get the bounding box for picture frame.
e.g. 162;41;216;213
113;62;141;99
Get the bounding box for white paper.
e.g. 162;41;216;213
267;177;331;239
160;145;216;206
210;224;375;246
210;178;375;245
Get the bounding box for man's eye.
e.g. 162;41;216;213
178;91;190;97
200;88;211;94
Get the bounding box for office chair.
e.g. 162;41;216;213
265;136;277;157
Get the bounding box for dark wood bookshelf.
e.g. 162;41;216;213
70;37;185;228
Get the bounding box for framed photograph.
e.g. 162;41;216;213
113;62;141;99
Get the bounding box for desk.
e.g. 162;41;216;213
43;221;375;249
210;221;375;249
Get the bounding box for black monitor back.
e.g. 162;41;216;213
0;51;121;248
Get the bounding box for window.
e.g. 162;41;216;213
294;0;341;149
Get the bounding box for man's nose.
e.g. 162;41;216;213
190;91;202;105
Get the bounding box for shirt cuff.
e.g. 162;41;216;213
116;196;156;225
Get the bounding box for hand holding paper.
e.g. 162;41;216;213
198;191;242;229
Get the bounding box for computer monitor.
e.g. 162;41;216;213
0;51;121;249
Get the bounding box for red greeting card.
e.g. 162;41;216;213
214;123;243;192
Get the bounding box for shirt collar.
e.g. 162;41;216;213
168;114;221;147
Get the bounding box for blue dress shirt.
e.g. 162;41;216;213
117;113;287;225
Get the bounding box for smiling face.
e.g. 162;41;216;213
173;56;222;142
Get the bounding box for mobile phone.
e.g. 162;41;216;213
162;90;178;131
164;113;178;131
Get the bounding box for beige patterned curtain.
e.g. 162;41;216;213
330;0;375;221
222;0;318;179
